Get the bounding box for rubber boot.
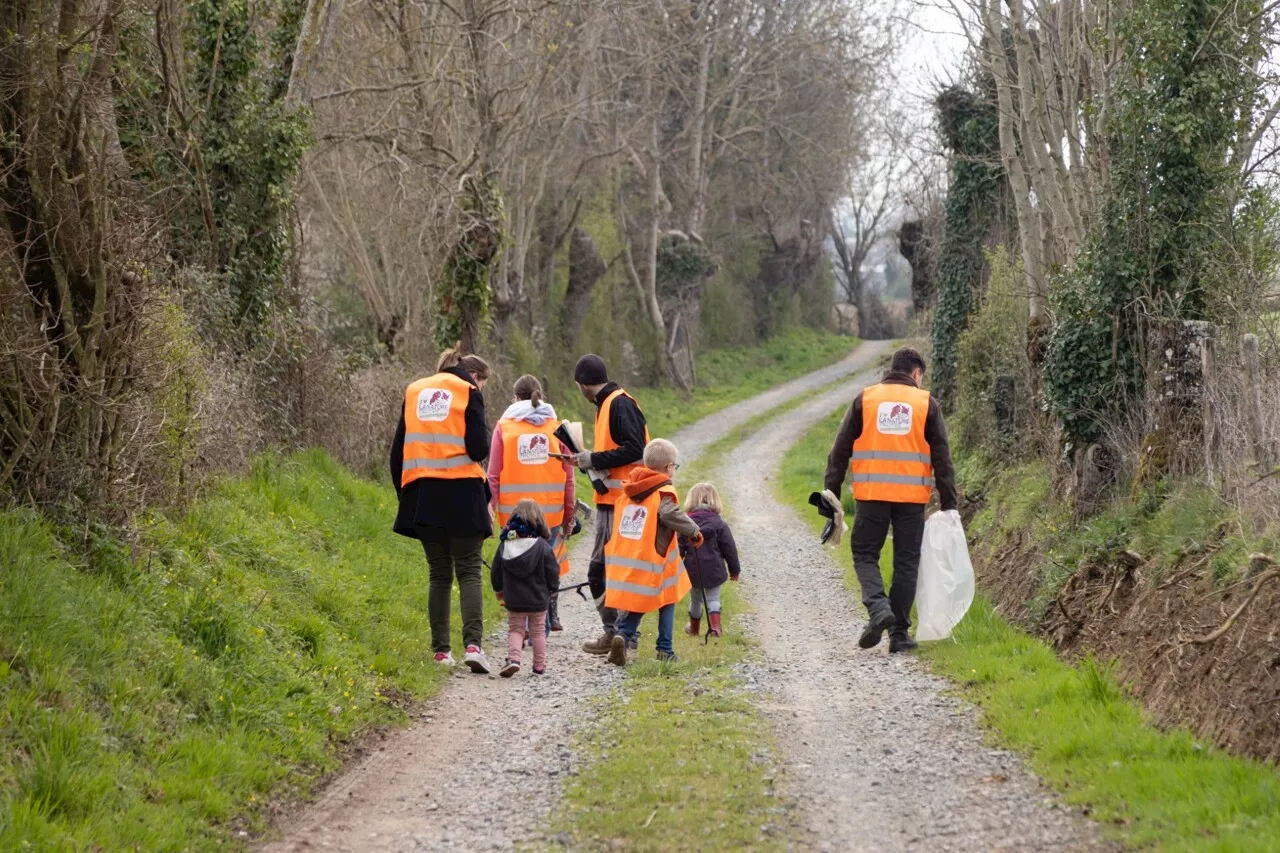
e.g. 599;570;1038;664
708;611;722;638
548;595;563;632
684;616;701;636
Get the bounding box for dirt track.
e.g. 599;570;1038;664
260;342;891;852
722;366;1103;851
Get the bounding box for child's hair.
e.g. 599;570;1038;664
683;482;722;513
513;374;544;408
642;438;679;470
437;346;491;381
505;498;551;540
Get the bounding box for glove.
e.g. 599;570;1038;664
574;450;594;470
730;575;740;582
496;591;506;608
690;531;705;548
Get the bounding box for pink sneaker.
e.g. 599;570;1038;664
433;651;455;666
463;645;491;674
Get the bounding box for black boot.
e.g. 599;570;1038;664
548;595;562;632
888;631;918;654
858;609;895;649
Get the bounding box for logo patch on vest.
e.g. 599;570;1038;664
416;388;453;422
517;433;550;464
876;401;913;435
618;505;648;540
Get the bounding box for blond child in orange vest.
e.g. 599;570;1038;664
603;439;703;665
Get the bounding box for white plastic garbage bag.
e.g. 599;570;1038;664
915;509;975;641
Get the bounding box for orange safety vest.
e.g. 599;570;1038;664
604;485;691;613
850;383;934;504
495;418;571;576
594;389;649;506
401;372;486;487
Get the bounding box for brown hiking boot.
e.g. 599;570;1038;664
608;635;628;666
582;633;614;655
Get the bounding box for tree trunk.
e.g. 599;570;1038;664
559;227;605;349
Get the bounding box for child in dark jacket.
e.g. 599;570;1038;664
491;500;560;677
678;483;740;638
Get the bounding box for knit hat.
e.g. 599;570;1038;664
573;354;609;385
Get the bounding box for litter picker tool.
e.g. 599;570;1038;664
554;581;592;601
686;536;715;645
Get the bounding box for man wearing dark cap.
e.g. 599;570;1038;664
823;347;957;653
571;354;650;655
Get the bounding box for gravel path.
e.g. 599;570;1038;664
259;341;890;853
724;369;1104;852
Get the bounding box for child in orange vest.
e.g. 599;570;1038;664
491;500;561;677
678;482;740;638
604;439;703;665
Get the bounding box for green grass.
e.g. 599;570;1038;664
551;413;793;851
0;451;502;850
777;407;1280;851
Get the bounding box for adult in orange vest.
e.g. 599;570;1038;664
486;375;576;631
823;347;957;654
603;438;702;665
569;354;650;655
390;348;494;674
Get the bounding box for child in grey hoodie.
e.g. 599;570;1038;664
491;500;561;677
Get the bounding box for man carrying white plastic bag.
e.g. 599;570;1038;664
915;509;975;641
822;347;960;653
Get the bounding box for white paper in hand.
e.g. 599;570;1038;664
914;510;975;641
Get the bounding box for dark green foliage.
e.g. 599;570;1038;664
1045;0;1269;447
656;238;715;299
435;178;504;352
931;84;1007;412
188;0;311;338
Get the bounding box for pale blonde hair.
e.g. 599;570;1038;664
683;482;722;513
642;438;679;470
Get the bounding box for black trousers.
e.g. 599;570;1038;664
850;500;926;634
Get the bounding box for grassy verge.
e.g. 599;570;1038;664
0;451;502;850
0;330;856;849
777;409;1280;851
550;424;793;851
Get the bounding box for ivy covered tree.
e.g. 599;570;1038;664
1045;0;1270;449
930;83;1008;412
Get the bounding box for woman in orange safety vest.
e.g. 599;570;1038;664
487;375;576;631
391;347;494;674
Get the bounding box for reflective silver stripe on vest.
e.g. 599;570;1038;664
602;478;625;489
402;455;477;472
404;432;467;447
498;483;561;495
851;450;931;464
497;502;562;516
851;472;935;487
605;574;684;597
605;555;665;575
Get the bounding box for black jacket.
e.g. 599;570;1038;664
823;372;958;511
490;536;560;613
587;382;648;471
390;366;493;539
678;509;741;587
